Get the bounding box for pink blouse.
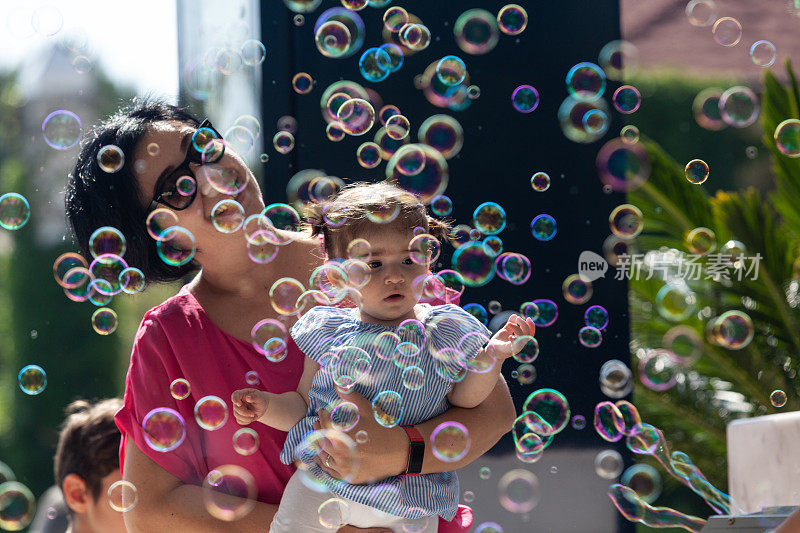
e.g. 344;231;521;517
115;286;472;530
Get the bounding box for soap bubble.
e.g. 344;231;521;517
0;481;35;530
719;86;759;128
511;85;540;113
774;119;800;158
142;407;186;452
233;428;260;456
612;85;641;114
436;55;467;86
685;0;716;26
42;110;82;150
566;62;606;99
454;9;499;55
523;388;570;436
473;202;506;235
712;17;742;47
594;449;624;479
201;464;256;521
497;469;540;513
531;214;557;241
318;498;350;529
531;172;550;191
563;274;592;304
599;359;633;399
685;159;709;184
639;349;679;391
430;421;470;462
195;395;228;431
655;283;696;321
609;204;643;239
91;307;118;335
170;378;190;400
497;4;527;35
0;193;30;230
372;390;403;428
18;365;47;395
750;40;776;67
107;480;138;512
621;464;662;503
770;389;787;408
97;145;125;173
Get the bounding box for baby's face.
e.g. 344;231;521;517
353;229;428;325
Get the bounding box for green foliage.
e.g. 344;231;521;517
628;61;800;517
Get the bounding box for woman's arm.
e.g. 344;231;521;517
316;375;516;484
122;436;277;533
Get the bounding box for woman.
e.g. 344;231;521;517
65;99;516;532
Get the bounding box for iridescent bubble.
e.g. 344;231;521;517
62;267;93;302
663;325;703;365
497;4;527;35
386;143;448;203
143;407;186;452
655;283;696;321
496;252;531;285
467;85;481;99
0;193;30;230
621;464;662;504
359;46;392;82
771;389;787;408
18;364;46;395
269;278;305;315
430;421;470;462
750;40;776;67
431;195;453;216
531;299;558;327
337;98;375;136
451;242;496;287
475;523;503;533
621;125;640;144
454;9;500;55
511;85;540;113
600;359;633;399
372;390;403;428
462;303;488;325
0;481;35;530
201;464;256;521
711;310;754;350
107;480;138;512
386;114;411;140
42;110;82;150
96;145;124;173
195;396;228;431
712;17;742;47
583;306;608;330
530;214;557;241
571;414;587;430
251;319;288;359
330;346;372;391
145;208;178;241
382;6;408;31
559;94;611;143
210;200;245;234
483;236;503;257
594;402;624;442
318;498;351;529
315;20;352;58
579;326;602;348
684;159;709;184
598;40;639;81
774;119;800;157
399;23;432;51
292;72;314;95
418;114;464;159
378;43;403;73
293;14;305;26
409;234;440;265
91;307;118;335
693;87;726;131
170;378;190;400
719;86;759;128
627;423;660;455
519;301;540;321
347;238;372;262
240;39;266;66
685;0;716;26
498;469;540;513
356;141;382;168
374;125;410;160
53;252;88;288
176;176;196;196
566;62;606;99
512;336;539;364
284;0;321;12
472;202;506;235
523;388;570;436
609;204;644;238
531;172;550;191
686;226;716;255
157;227;196;266
391;143;426;175
613;85;641;114
596;137;650;192
639;349;679;391
436;56;467;86
595;449;624;479
273;131;295;154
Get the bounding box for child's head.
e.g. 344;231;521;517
307;181;449;323
54;398;127;533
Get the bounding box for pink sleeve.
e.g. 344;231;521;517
438;505;473;532
115;313;204;485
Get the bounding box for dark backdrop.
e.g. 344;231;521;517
260;2;632;531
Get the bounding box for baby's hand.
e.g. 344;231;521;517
231;388;269;425
485;314;536;360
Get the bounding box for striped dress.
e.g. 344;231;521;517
279;303;492;520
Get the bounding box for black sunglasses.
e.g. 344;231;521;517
148;119;225;212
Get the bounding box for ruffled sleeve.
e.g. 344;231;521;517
115;312;205;484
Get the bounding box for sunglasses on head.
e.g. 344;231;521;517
147;119;225;212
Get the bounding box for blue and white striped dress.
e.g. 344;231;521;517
279;303;491;520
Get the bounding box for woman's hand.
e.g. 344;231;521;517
485;314;536;360
313;388;407;484
231;388;269;425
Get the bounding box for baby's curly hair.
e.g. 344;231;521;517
304;181;451;259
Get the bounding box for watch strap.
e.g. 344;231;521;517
399;424;424;477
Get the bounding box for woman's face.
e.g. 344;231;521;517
133;120;265;261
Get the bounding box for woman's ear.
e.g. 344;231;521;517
61;473;90;514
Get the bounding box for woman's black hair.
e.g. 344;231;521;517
65;97;201;285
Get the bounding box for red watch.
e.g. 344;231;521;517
398;424;425;477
